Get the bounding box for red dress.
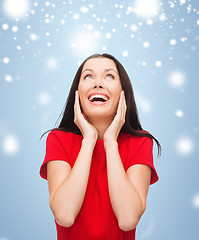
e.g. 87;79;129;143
40;130;158;240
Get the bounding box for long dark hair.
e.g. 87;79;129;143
40;53;161;157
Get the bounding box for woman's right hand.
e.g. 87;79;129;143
74;90;98;143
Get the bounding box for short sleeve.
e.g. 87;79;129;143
128;137;159;185
39;131;69;180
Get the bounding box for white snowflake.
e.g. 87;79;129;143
29;33;39;41
159;12;167;21
105;33;112;39
2;0;30;19
4;74;13;82
16;45;22;50
2;134;20;155
168;70;185;88
73;13;80;20
130;24;138;32
70;31;99;55
143;41;150;48
168;1;175;8
192;194;199;209
80;6;89;13
133;0;160;19
45;57;59;70
12;25;18;32
31;9;35;15
2;24;9;30
176;137;194;155
46;42;52;47
181;37;187;42
45;1;50;7
136;93;152;113
155;60;162;67
180;0;186;4
122;51;129;57
3;57;10;64
170;39;177;45
87;24;93;30
175;109;184;118
146;19;153;25
141;61;147;66
38;92;51;105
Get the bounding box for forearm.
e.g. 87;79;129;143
50;139;95;227
104;141;144;231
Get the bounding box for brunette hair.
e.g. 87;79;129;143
40;53;161;157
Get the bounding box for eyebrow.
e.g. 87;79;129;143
82;68;119;75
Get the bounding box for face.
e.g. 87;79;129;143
77;57;122;121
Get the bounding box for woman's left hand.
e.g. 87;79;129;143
103;90;127;143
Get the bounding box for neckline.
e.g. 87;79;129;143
96;132;125;143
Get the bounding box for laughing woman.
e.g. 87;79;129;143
39;53;161;240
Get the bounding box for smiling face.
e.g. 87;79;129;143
78;57;122;122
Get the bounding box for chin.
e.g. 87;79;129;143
85;108;116;120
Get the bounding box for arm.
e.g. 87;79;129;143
103;91;151;231
47;138;96;228
104;141;151;231
47;91;98;227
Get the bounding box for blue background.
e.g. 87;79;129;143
0;0;198;239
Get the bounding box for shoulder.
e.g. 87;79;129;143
47;130;83;148
120;130;152;145
118;130;153;155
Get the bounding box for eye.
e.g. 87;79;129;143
106;74;114;79
84;74;93;80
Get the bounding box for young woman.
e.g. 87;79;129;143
39;53;161;240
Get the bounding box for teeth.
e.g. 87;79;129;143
89;94;109;102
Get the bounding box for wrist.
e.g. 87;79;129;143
82;137;97;148
104;139;118;151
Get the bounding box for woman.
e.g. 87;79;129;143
39;53;161;240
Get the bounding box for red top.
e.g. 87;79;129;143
40;130;158;240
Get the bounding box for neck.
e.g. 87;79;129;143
88;116;113;140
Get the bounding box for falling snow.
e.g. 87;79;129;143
143;41;150;48
38;92;51;105
168;70;186;88
133;0;161;19
2;0;30;19
170;39;177;45
192;194;199;209
2;134;20;155
122;50;129;57
29;33;39;41
2;24;9;30
155;60;162;67
4;74;13;83
176;137;194;155
1;0;199;239
175;109;184;118
3;57;10;64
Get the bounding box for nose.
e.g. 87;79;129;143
93;77;104;89
94;85;103;89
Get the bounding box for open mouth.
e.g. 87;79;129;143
88;94;109;103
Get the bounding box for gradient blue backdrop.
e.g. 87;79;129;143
0;0;199;239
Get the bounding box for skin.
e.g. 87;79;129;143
47;57;152;231
77;57;124;140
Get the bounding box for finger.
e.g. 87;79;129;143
75;90;81;114
122;91;127;119
119;91;126;122
117;91;123;114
